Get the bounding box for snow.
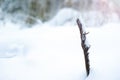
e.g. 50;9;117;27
0;21;120;80
0;24;86;80
44;8;82;26
0;7;120;80
86;23;120;80
44;8;120;27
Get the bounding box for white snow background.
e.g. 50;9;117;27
0;8;120;80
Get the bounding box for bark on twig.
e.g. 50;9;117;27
76;18;90;76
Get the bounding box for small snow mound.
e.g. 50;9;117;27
44;8;82;26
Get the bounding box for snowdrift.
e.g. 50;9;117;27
0;22;120;80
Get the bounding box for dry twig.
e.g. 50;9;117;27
76;18;90;76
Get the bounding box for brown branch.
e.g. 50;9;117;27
76;18;90;76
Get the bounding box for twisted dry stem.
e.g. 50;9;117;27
76;18;90;76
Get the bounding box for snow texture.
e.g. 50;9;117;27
44;8;82;26
0;21;120;80
0;8;120;80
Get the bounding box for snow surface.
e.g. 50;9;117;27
86;23;120;80
0;23;86;80
0;21;120;80
0;7;120;80
44;8;81;26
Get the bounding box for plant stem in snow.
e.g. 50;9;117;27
76;18;90;76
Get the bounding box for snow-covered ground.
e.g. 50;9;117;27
86;23;120;80
0;21;120;80
0;7;120;80
0;24;86;80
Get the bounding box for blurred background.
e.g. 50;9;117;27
0;0;120;27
